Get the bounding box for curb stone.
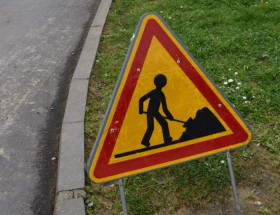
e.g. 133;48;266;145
53;0;113;214
54;198;85;215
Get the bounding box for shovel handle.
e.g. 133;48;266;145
142;111;185;124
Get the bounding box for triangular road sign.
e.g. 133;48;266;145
87;13;251;183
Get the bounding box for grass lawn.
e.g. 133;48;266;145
85;0;280;214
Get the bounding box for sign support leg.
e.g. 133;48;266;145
118;178;128;215
226;151;242;215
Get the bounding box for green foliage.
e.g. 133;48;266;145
85;0;280;214
259;207;272;215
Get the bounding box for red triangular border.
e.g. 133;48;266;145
92;15;250;180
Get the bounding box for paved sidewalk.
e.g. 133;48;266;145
53;0;112;214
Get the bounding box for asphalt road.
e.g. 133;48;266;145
0;0;100;214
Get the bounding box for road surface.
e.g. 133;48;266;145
0;0;100;214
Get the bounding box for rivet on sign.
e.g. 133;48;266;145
137;68;141;72
110;128;114;133
218;104;222;107
177;60;180;64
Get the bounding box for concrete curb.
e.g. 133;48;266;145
53;0;112;214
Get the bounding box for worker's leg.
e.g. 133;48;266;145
141;113;154;147
154;112;172;144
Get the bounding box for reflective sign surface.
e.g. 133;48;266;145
87;13;251;183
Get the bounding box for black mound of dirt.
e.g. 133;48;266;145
179;107;226;141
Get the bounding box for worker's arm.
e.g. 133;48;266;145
139;92;151;114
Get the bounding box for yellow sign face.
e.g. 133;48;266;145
87;13;251;183
109;36;232;164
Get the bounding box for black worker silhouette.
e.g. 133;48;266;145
114;76;227;159
139;74;174;148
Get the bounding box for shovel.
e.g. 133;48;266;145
142;111;185;124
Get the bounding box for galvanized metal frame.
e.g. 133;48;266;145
226;151;242;215
86;12;252;184
118;150;242;215
118;179;128;215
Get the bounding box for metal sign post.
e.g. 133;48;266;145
118;178;128;215
226;151;242;215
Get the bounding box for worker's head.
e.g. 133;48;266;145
154;74;167;89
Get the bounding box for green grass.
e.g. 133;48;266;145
85;0;280;214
